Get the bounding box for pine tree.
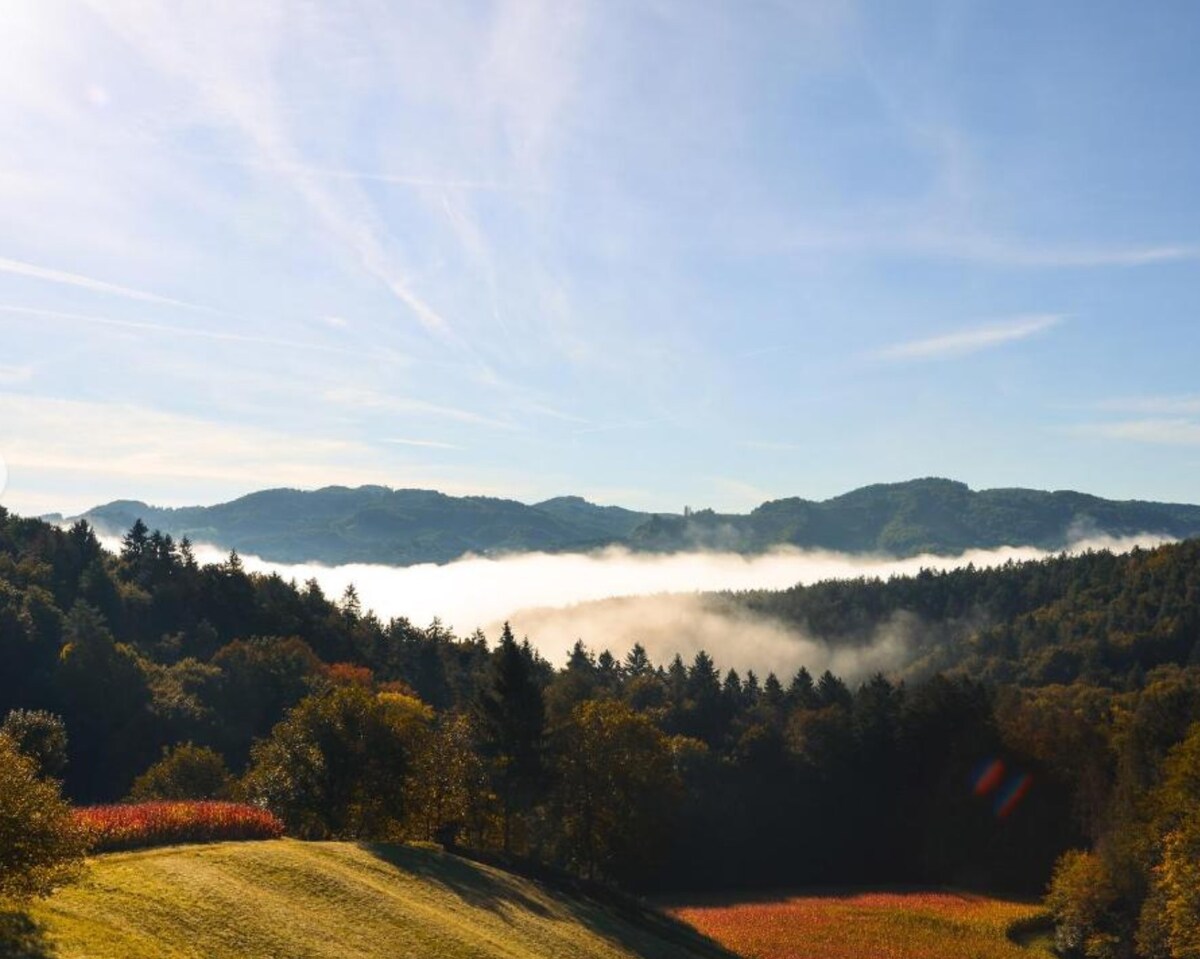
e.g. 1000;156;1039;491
789;666;818;709
179;537;198;571
624;643;652;677
120;519;149;564
341;584;363;620
475;623;546;853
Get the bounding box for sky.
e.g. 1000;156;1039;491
2;0;1199;517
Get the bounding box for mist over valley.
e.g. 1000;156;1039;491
126;530;1169;681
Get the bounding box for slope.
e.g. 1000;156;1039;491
68;477;1200;566
14;840;731;959
78;486;617;565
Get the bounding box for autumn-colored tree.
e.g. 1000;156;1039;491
1141;819;1200;959
1;709;69;780
1046;850;1123;959
552;700;681;883
128;743;234;801
404;713;490;846
1136;722;1200;958
243;687;432;838
324;662;375;688
0;735;88;900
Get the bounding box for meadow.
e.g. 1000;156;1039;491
666;889;1054;959
12;840;734;959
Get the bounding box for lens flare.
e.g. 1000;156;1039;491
995;773;1033;819
972;758;1005;796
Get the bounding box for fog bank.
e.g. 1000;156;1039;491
507;594;928;683
101;533;1168;678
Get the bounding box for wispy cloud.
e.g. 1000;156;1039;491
954;241;1200;269
1072;419;1200;447
781;227;1200;270
201;157;542;194
0;392;373;489
323;387;517;431
742;440;801;452
0;304;406;364
518;401;590;425
382;437;463;450
874;314;1064;362
0;393;530;515
0;364;33;385
1091;395;1200;416
85;2;459;346
0;255;213;312
573;416;672;435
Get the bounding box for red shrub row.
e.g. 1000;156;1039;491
76;801;285;852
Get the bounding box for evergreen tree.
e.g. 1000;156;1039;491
596;649;621;692
624;643;652;677
816;670;852;709
688;651;721;702
475;623;546;853
120;519;150;565
566;639;595;675
179;537;198;571
788;666;818;709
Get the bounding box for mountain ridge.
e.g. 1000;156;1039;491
66;477;1200;566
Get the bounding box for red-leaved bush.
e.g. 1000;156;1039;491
75;801;284;852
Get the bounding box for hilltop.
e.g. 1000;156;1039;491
15;840;731;959
68;477;1200;565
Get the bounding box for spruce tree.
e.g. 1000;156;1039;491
476;623;546;853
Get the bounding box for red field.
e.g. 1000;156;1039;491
76;801;284;852
666;889;1053;959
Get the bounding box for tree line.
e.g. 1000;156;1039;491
2;507;1200;955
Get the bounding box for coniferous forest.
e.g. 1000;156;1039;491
4;505;1200;955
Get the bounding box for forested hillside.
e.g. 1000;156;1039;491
68;477;1200;565
718;539;1200;686
3;506;1200;956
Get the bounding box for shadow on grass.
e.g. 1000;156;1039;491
358;843;738;959
559;897;742;959
358;842;552;919
656;885;1038;910
0;911;55;959
1006;911;1054;948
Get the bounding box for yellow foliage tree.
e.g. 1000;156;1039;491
0;734;88;901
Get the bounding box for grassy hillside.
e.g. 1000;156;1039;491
8;840;731;959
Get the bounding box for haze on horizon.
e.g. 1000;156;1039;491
2;2;1200;519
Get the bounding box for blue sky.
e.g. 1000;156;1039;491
1;0;1199;516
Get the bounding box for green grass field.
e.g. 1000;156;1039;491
2;840;731;959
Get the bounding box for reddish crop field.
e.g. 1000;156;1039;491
76;801;284;852
666;889;1053;959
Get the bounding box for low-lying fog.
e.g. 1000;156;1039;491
104;534;1167;680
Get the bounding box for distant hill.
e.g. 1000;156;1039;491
79;486;626;565
23;840;731;959
73;477;1200;565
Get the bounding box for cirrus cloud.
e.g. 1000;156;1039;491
873;314;1064;362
